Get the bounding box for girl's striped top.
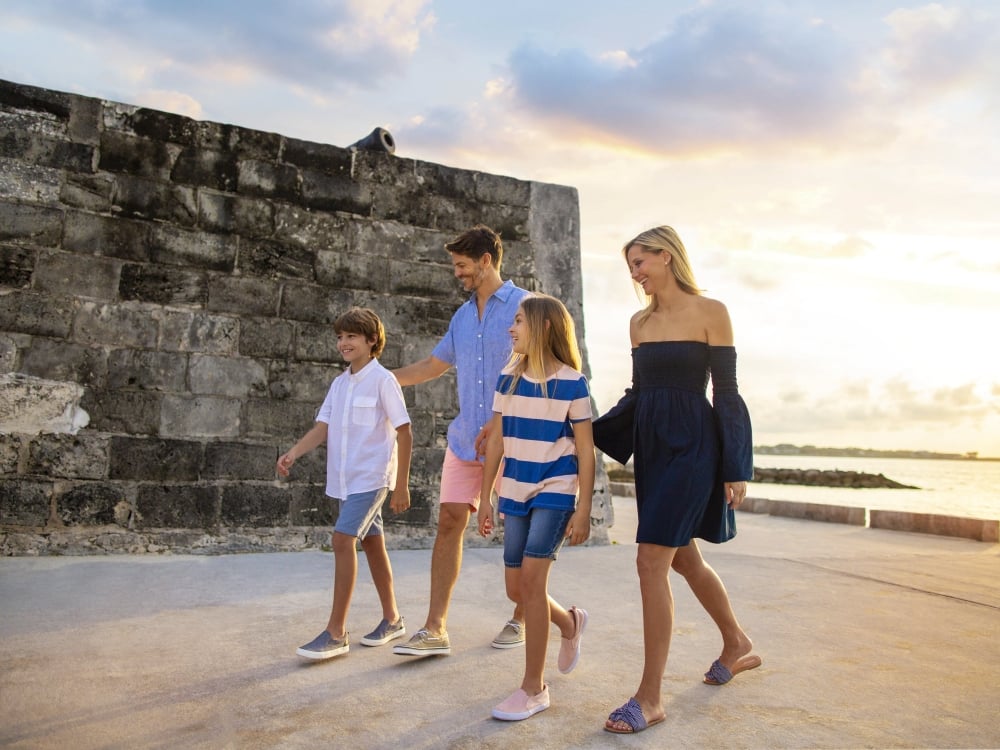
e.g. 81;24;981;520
491;363;592;516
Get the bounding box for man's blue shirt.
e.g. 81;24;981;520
432;279;530;461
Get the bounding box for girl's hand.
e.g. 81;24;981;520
477;504;494;537
564;508;591;546
276;452;295;477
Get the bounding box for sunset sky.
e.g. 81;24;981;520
2;1;998;456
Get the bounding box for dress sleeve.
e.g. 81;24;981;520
709;346;753;482
592;349;638;465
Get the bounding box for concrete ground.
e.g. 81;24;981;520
1;497;998;750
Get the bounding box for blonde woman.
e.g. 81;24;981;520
594;226;760;734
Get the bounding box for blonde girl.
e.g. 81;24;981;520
477;293;595;721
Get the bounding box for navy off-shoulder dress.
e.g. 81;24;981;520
593;341;753;547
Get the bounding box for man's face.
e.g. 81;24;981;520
450;252;488;292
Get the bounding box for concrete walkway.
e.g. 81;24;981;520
1;498;998;749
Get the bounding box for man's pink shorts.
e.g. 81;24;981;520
440;446;500;509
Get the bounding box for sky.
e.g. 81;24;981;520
2;0;999;456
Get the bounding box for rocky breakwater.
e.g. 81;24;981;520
753;467;918;489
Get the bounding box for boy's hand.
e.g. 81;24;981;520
474;422;492;458
477;503;494;537
389;486;411;514
564;508;591;546
276;452;295;477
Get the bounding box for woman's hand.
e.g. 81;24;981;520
725;481;747;508
564;508;591;546
477;504;494;537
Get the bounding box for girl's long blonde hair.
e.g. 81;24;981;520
504;294;581;396
623;225;703;327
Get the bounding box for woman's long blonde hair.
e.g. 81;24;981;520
503;294;581;396
623;225;703;327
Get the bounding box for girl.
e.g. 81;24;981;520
594;226;759;734
477;293;595;721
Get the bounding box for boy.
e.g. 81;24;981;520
277;307;412;659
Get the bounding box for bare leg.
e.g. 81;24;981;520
606;542;674;731
672;541;758;670
518;557;553;696
323;531;357;638
423;503;471;634
360;533;400;624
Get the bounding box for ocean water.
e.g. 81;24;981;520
751;454;1000;520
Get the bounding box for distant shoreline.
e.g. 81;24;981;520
754;445;998;462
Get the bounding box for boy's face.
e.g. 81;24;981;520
337;330;376;369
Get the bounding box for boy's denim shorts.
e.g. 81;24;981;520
502;507;575;568
333;487;389;539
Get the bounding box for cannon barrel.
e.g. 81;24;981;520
349;127;395;154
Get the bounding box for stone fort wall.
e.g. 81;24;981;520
0;79;610;555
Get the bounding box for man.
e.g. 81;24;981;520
392;224;529;656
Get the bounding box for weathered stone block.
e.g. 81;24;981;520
0;434;23;474
135;484;218;529
473;171;532;207
0;373;90;434
0;157;61;204
0;79;72;119
159;310;239;354
73;301;159;349
314;250;386;293
0;244;36;287
160;395;241;438
413;160;476;199
189;354;267;398
476;202;530;242
60;173;114;212
198;191;274;238
289;485;334;526
98;130;177;178
203;442;276;480
268;361;342;403
238;317;293;359
220;484;290;527
238;238;317;281
237;158;300;201
119;263;207;306
27;433;109;479
106;348;187;391
273;205;350;253
0;479;51;526
149;223;237;271
300;168;372;215
111;174;197;225
33;251;120;300
196;122;282;160
281;137;352;175
243;398;319;441
0;202;63;246
353;151;420;189
172;146;238;191
292;323;340;363
279;282;356;324
386;258;456;298
20;337;108;387
68;93;102;146
63;210;151;261
80;389;161;435
206;275;280;317
108;436;203;481
122;108;198;145
353;221;447;263
57;482;127;526
0;129;95;172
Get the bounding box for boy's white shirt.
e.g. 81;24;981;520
316;357;411;499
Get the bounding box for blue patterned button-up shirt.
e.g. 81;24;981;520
432;280;530;461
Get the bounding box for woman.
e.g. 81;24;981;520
594;226;760;734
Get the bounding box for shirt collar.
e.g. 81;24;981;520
348;357;378;380
467;278;515;306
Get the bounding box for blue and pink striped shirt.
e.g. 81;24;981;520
491;363;592;516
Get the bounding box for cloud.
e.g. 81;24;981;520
1;0;435;92
499;3;1000;157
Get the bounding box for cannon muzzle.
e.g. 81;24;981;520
349;127;395;154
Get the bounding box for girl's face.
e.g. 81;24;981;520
626;244;669;294
337;331;376;370
509;309;530;355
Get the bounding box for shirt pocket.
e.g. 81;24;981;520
352;396;378;426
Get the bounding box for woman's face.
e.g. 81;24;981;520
626;244;669;294
509;308;529;355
